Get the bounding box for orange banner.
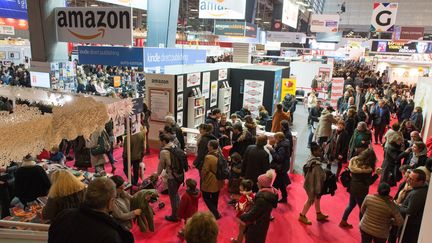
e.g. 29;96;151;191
0;18;28;30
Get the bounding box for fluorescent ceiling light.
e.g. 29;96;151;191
296;1;309;7
190;9;198;12
133;16;137;18
263;21;270;24
142;13;147;16
307;8;313;11
255;18;262;21
90;4;99;7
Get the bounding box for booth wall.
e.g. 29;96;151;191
414;77;432;138
290;61;333;90
229;69;276;116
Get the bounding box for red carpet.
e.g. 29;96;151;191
68;143;394;243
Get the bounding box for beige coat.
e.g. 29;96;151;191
201;151;224;193
303;156;326;199
315;109;338;139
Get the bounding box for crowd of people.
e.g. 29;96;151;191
0;63;31;87
0;61;430;243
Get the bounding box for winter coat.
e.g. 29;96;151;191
193;134;217;170
348;157;378;196
42;190;85;221
403;150;428;168
242;145;270;191
381;144;405;186
315;109;338;139
349;129;372;158
178;189;201;220
201;151;224;193
281;121;294;155
240;188;278;243
326;129;350;162
112;190;135;230
371;104;391;126
157;142;177;180
400;102;414;121
257;110;270;126
410;112;423;131
172;124;185;150
236;108;251;120
303;156;326;199
230;130;254;156
123;130;145;162
73;136;91;168
344;116;357;140
130;189;158;233
270;139;291;173
308;106;323;126
360;194;403;239
271;111;290;133
48;206;134;243
15;163;51;205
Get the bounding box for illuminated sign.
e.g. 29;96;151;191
96;0;147;10
199;0;246;20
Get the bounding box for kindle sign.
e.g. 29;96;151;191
55;7;132;45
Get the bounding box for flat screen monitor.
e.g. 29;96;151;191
30;71;51;88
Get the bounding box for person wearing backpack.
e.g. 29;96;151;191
299;142;327;225
339;149;381;229
156;133;185;222
201;140;224;219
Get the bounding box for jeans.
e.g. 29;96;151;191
202;191;220;218
123;159;141;185
105;143;115;164
373;123;386;143
308;124;315;146
361;230;386;243
342;194;366;221
167;178;181;219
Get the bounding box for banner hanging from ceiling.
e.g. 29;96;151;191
370;2;398;32
55;7;132;45
282;0;298;28
214;20;257;37
310;14;339;33
371;40;432;54
199;0;246;20
0;0;28;20
96;0;147;10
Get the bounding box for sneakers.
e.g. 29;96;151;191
339;220;353;228
298;214;312;225
316;212;329;221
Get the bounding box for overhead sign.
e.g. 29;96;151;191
371;40;432;54
55;7;132;45
0;18;28;30
310;14;339;33
214;20;257;37
282;0;298;28
266;31;306;43
0;0;27;20
371;2;398;32
143;48;207;68
393;26;424;40
199;0;246;20
77;46;143;66
96;0;148;10
0;25;15;35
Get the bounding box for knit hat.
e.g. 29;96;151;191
257;169;276;188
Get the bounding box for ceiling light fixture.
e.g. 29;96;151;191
190;9;198;12
263;21;270;24
255;18;262;21
90;4;98;7
307;8;313;11
296;1;309;7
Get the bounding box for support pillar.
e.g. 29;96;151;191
146;0;180;48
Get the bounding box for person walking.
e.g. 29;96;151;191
122;125;145;186
315;106;338;146
371;100;391;144
193;124;217;180
241;135;271;192
201;140;224;219
348;122;372;159
271;104;290;133
267;132;291;203
325;120;350;178
340;149;381;228
359;183;403;243
308;100;323;147
299;142;328;225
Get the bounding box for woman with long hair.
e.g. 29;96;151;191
42;170;86;221
339;149;381;228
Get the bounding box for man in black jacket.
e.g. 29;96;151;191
308;100;323;147
398;169;428;243
371;100;391;144
241;135;270;192
48;178;134;243
205;108;222;138
165;115;185;150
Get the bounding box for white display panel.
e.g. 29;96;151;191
30;72;51;88
97;0;147;10
199;0;246;20
282;0;299;28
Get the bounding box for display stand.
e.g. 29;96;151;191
218;85;232;116
187;96;206;129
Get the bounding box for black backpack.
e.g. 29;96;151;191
340;168;351;188
321;168;338;196
215;152;230;180
165;147;188;183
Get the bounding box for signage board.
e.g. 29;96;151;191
55;7;132;45
0;0;28;20
30;71;51;88
282;0;298;28
199;0;246;20
371;2;398;32
0;25;15;35
78;46;143;66
394;26;424;40
0;18;28;30
280;78;296;100
266;31;306;43
96;0;147;10
310;14;339;33
214;20;256;37
371;40;432;54
143;48;207;68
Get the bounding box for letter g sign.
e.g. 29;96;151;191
376;10;392;26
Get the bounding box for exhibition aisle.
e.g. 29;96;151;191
67;141;392;243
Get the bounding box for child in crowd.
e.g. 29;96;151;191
50;146;65;165
231;179;255;243
177;178;201;238
228;153;243;204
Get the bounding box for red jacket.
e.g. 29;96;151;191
427;136;432;158
177;190;201;220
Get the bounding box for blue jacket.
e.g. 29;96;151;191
372;104;391;126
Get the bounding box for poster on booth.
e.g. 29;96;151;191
187;72;201;87
243;80;264;118
330;78;344;109
370;3;398;32
210;81;218;107
280;78;297;101
202;72;211;99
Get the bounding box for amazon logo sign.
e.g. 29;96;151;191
55;7;132;45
